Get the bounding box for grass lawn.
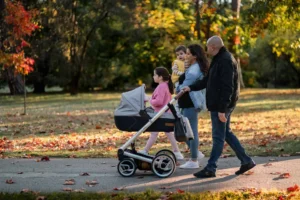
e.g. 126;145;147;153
1;189;300;200
0;88;300;159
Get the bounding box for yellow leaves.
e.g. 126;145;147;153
147;9;175;29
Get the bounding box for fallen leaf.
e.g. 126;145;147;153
219;173;230;176
6;179;14;184
86;180;98;187
159;185;172;189
96;125;102;129
80;172;90;176
263;163;272;167
20;189;31;193
270;172;281;175
220;154;231;158
41;156;50;161
269;158;277;161
113;186;126;191
62;188;73;192
279;173;291;179
287;184;299;192
177;189;185;193
73;188;85;193
137;176;144;179
17;172;23;174
64;179;75;185
280;154;291;157
244;171;254;175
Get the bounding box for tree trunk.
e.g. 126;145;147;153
205;0;214;40
0;0;4;11
231;0;245;88
33;80;46;93
69;69;81;95
3;68;25;95
195;0;201;40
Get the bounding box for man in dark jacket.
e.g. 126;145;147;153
183;36;255;178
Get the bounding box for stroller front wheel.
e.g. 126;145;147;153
118;158;137;177
152;154;176;178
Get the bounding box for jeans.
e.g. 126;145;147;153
206;109;253;173
182;107;199;160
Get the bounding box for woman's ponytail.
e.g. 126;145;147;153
168;75;174;94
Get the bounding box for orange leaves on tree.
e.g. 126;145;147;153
0;1;39;75
4;1;38;39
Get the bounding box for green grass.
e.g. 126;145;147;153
0;89;300;158
0;190;299;200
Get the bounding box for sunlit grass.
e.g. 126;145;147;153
0;189;299;200
0;89;300;158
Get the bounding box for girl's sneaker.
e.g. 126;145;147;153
198;151;205;160
173;152;184;160
179;160;199;169
138;149;148;155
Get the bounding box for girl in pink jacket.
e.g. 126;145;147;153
139;67;184;160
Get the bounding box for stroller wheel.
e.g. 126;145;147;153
152;154;176;178
155;149;177;163
118;159;137;177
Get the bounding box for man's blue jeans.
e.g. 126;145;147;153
206;109;253;173
182;107;199;160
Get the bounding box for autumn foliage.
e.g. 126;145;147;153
0;1;39;75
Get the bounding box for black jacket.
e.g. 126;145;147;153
178;73;194;108
189;47;240;113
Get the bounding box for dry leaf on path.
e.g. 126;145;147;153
86;180;98;187
41;156;50;161
80;172;90;176
270;172;281;175
20;189;32;193
64;179;75;185
159;185;172;189
6;179;14;184
219;173;230;176
263;163;272;167
244;171;254;175
177;189;185;193
279;173;291;178
73;188;85;193
113;186;126;191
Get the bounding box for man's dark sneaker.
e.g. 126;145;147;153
235;162;256;175
193;168;216;178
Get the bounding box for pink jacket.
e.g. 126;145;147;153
150;82;172;112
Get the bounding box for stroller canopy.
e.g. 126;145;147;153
114;84;145;116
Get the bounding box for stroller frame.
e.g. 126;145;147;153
117;91;185;178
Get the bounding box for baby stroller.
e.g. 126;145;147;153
114;84;194;178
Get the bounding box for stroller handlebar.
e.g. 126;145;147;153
174;90;186;100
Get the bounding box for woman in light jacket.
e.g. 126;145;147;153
176;44;209;169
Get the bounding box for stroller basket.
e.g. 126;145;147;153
115;109;175;132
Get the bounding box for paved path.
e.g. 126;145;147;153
0;156;299;193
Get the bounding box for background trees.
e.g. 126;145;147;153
0;0;299;94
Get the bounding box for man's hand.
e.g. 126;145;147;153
182;86;191;92
218;112;227;123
